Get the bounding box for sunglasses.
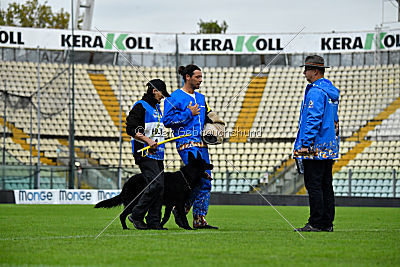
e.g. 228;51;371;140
304;66;317;71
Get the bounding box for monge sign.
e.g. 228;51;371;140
14;189;121;204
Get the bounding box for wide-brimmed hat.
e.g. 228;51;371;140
147;79;170;97
300;55;330;68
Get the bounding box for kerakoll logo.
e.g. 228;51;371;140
190;36;283;52
61;33;154;50
0;30;24;45
321;32;400;50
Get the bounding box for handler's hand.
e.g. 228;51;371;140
188;101;200;116
147;140;158;154
295;147;310;156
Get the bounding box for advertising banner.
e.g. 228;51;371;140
0;26;399;54
178;30;400;54
0;26;176;53
13;189;121;205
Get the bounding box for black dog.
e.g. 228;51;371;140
95;151;213;230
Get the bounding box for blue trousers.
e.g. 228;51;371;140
178;147;211;218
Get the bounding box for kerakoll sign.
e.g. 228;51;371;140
178;30;400;54
14;189;121;204
0;26;176;53
0;26;399;54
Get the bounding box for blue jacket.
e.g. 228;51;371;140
131;100;165;160
293;78;340;160
163;89;210;151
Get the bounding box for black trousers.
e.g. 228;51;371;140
131;158;164;226
303;159;335;228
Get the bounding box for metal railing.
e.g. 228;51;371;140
333;169;398;198
0;164;139;190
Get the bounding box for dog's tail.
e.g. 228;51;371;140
94;194;122;208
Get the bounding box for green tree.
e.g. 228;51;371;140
197;20;228;34
0;0;70;29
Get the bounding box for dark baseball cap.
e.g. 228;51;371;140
147;79;170;97
300;55;330;68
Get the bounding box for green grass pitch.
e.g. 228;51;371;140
0;204;399;266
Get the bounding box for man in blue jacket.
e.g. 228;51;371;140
163;64;218;229
293;55;339;232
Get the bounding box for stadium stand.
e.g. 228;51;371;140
0;60;399;196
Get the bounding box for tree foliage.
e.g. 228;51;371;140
197;20;228;34
0;0;70;29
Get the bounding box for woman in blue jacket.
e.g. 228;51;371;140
163;64;218;229
126;79;170;230
293;55;339;232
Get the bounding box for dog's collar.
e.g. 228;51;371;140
179;170;191;190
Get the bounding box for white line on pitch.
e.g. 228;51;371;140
0;230;269;242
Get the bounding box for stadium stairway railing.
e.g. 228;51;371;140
267;158;297;194
57;138;100;166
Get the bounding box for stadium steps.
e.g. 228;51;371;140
296;186;307;195
332;140;373;172
88;72;130;142
333;95;400;173
230;76;267;142
269;158;297;194
347;97;400;142
275;158;295;175
0;117;56;166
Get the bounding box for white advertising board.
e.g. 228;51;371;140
0;26;399;54
13;189;121;204
0;26;176;53
177;30;400;54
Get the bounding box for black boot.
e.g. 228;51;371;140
128;215;147;230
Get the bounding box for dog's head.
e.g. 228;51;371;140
183;151;213;186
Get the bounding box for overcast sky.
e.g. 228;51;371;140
1;0;399;33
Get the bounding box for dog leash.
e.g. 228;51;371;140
179;170;192;190
137;134;191;157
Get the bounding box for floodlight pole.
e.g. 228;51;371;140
29;97;33;187
374;25;382;66
68;0;76;189
118;59;122;189
398;0;400;22
2;85;7;164
175;34;181;87
35;47;41;189
2;83;7;183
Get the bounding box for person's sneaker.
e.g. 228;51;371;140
321;226;334;232
193;224;219;230
193;215;219;229
294;223;322;232
128;215;147;230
